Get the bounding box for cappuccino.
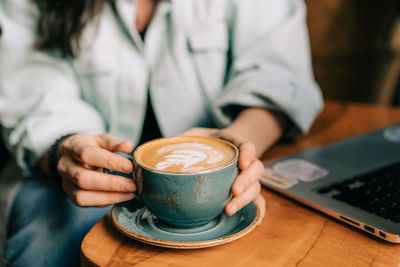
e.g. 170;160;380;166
134;136;237;173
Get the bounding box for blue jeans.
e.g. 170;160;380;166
4;176;110;267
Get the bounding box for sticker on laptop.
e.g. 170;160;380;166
272;159;329;182
383;126;400;144
260;167;298;189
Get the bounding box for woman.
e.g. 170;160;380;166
0;0;323;266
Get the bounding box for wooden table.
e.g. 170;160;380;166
81;101;400;267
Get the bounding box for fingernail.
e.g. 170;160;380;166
122;162;133;172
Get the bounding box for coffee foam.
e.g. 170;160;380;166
155;142;225;172
135;137;237;173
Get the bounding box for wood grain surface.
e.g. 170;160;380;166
81;101;400;267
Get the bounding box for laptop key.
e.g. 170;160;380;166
345;197;364;207
332;193;347;201
316;187;332;194
360;204;381;213
375;209;398;219
314;161;400;221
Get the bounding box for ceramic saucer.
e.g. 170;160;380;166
110;198;260;249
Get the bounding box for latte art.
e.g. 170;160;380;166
155;142;225;172
134;136;237;174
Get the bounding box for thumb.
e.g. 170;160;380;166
96;134;133;154
114;140;134;155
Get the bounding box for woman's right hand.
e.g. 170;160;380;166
56;134;136;207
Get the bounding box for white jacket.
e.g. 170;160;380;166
0;0;323;247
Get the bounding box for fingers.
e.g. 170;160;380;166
62;178;135;207
181;128;263;221
225;181;261;216
96;134;133;154
237;141;257;170
61;134;134;173
226;157;264;221
231;159;264;196
57;133;136;207
113;140;134;155
216;130;256;170
61;134;133;173
66;145;133;173
58;156;136;192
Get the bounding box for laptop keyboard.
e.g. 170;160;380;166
315;161;400;223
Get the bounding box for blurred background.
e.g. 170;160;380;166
1;0;400;167
305;0;400;105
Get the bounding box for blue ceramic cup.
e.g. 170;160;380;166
132;136;239;228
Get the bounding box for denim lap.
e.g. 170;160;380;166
4;176;110;267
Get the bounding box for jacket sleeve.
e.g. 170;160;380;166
0;1;105;174
213;0;323;135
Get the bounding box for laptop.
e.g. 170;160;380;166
261;124;400;243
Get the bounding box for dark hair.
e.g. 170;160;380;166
34;0;109;58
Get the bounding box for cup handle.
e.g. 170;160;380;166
103;152;142;202
128;153;143;202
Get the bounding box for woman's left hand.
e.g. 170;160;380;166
181;127;266;225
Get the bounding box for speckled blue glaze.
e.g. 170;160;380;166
134;160;238;228
113;198;258;245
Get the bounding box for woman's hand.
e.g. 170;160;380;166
181;128;266;224
55;134;136;207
